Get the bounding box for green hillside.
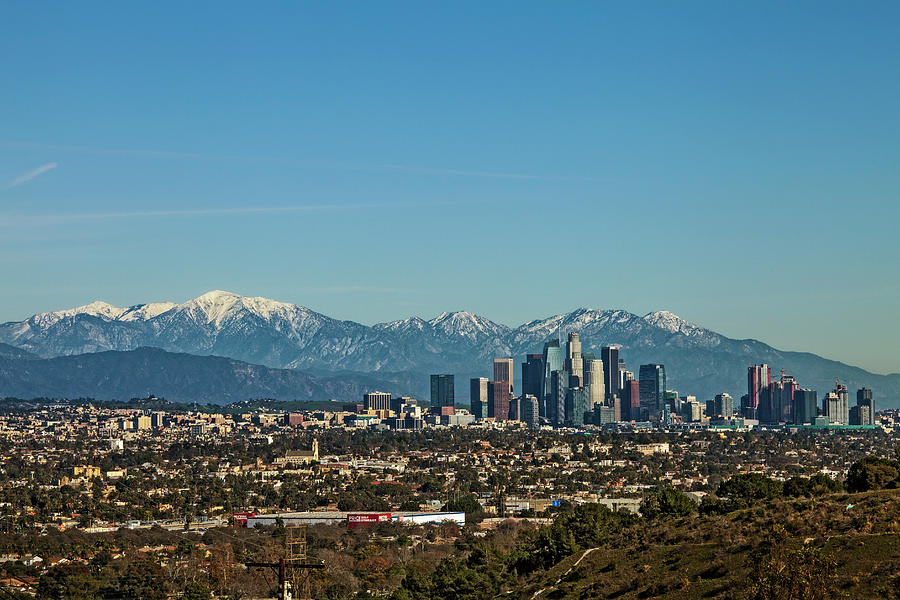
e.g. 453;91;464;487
387;480;900;600
513;489;900;599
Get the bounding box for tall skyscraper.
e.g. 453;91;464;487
542;340;564;416
762;371;797;424
638;364;666;421
487;380;511;421
601;346;619;402
823;383;849;425
713;393;734;419
565;386;588;426
824;392;841;424
508;396;521;421
521;394;540;429
363;391;392;412
681;397;702;422
470;377;488;420
747;364;772;414
430;374;455;413
549;369;569;425
793;388;817;425
837;383;850;425
584;357;605;409
522;354;544;400
493;358;514;394
856;388;874;425
663;390;678;415
565;333;583;379
596;403;616;425
623;379;640;421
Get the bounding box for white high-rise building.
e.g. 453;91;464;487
565;332;583;380
584;358;605;409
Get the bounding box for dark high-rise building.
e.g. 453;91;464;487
430;374;455;413
793;388;817;425
521;394;540;429
470;377;488;420
601;346;620;402
549;369;569;425
623;379;640;421
761;371;797;424
542;340;564;417
740;394;756;420
748;364;772;413
856;388;874;426
663;390;678;415
638;364;666;421
487;380;511;421
508;396;521;421
522;354;544;400
778;374;798;423
565;387;588;426
493;358;514;394
596;404;616;425
713;393;734;419
363;391;391;412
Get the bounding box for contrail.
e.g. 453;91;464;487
7;162;58;188
0;199;463;227
0;140;596;182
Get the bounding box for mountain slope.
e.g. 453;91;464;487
0;342;38;360
0;347;411;404
1;292;897;405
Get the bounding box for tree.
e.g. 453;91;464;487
182;582;211;600
717;473;783;507
443;493;485;523
846;456;900;493
105;559;166;600
641;487;696;519
37;564;102;600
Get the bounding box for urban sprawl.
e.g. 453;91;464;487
0;331;896;599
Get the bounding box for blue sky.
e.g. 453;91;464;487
1;2;898;374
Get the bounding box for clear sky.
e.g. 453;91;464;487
1;2;898;374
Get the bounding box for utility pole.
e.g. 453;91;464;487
245;525;323;600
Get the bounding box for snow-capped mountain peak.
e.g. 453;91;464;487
71;301;126;320
179;290;243;325
30;300;126;327
118;302;178;321
427;311;508;339
176;290;311;326
643;310;706;336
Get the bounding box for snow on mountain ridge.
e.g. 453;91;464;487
30;300;127;327
643;310;706;335
428;311;509;339
118;302;178;321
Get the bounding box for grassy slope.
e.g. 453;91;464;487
514;489;900;600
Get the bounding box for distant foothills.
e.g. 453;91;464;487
0;290;898;407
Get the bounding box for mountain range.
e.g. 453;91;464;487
1;290;898;406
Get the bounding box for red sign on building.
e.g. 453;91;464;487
347;513;391;529
232;512;256;526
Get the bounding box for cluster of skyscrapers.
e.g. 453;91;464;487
743;364;875;426
429;340;878;430
429;332;673;428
